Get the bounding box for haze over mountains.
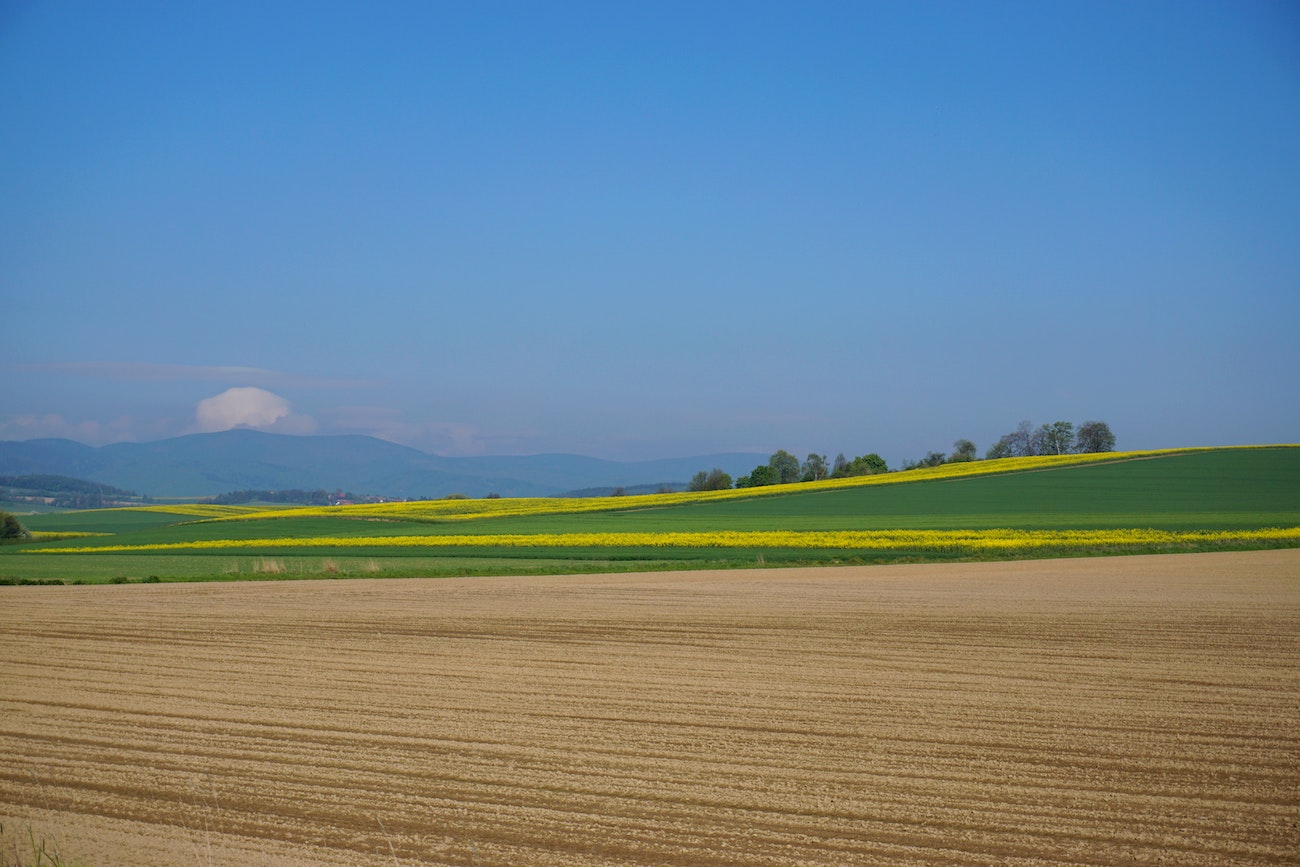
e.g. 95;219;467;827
0;430;766;499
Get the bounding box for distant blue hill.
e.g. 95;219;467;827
0;430;767;499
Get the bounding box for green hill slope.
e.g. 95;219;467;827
526;446;1300;533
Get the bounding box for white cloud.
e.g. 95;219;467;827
193;387;318;435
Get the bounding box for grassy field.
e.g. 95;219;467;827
2;552;1297;864
3;446;1298;583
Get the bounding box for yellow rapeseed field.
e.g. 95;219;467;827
96;503;267;518
34;526;1300;554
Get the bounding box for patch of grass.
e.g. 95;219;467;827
17;510;204;535
0;552;742;583
0;822;79;867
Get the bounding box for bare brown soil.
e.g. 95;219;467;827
2;550;1298;865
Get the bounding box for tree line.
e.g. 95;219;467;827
209;488;340;506
0;475;145;509
689;420;1115;491
689;448;889;491
984;420;1115;459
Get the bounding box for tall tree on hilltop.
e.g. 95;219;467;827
986;421;1033;459
1075;420;1116;453
802;453;829;481
769;450;802;484
950;439;977;462
688;468;733;491
1036;421;1075;455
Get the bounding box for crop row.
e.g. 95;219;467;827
30;526;1300;554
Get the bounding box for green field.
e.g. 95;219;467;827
3;446;1297;583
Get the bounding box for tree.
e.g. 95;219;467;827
832;452;888;477
950;439;977;462
987;421;1034;458
1035;421;1075;455
802;453;829;482
689;468;733;491
832;453;849;475
903;451;947;470
988;418;1115;458
1;511;29;542
985;437;1014;460
768;450;801;484
1011;420;1035;456
1075;420;1116;453
852;453;888;475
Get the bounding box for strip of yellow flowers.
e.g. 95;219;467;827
89;504;267;518
32;527;1300;554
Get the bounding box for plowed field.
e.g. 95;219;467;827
2;550;1297;865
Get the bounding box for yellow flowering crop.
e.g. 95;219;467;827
89;504;266;519
32;527;1300;554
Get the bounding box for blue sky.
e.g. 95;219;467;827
2;1;1297;465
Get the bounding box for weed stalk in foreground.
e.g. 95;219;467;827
0;822;77;867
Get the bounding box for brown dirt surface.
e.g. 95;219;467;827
2;550;1298;866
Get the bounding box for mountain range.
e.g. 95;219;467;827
0;430;767;499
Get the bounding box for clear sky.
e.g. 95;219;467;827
2;1;1297;466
